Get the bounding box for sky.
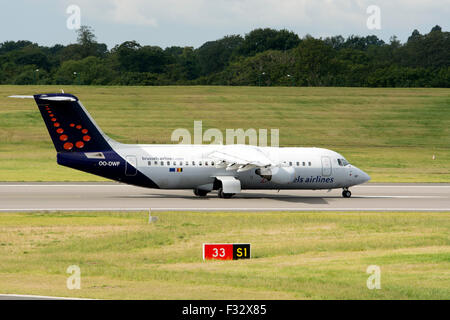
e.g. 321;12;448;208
0;0;449;49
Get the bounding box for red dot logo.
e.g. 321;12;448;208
59;134;68;141
63;142;73;150
75;141;84;149
70;123;75;127
53;122;60;127
51;118;57;122
76;125;82;129
56;128;64;134
82;129;88;134
83;135;91;142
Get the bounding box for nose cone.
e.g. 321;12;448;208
357;169;371;184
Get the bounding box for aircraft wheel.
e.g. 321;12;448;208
342;190;352;198
194;189;208;197
222;193;234;199
218;188;234;199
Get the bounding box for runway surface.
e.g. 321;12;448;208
0;182;449;211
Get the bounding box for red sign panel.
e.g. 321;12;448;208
203;243;251;260
203;244;233;260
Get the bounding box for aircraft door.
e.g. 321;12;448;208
125;155;137;176
321;156;332;177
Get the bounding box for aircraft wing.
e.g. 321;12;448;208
208;145;275;172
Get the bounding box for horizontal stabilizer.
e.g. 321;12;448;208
9;95;76;101
39;96;77;102
8;95;34;99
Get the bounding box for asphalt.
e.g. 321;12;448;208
0;182;449;211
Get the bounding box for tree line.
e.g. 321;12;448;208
0;25;449;87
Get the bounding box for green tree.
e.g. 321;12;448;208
139;46;168;73
12;45;50;70
54;56;116;85
197;35;243;75
0;26;449;87
294;38;337;86
179;47;200;80
111;41;168;73
239;28;300;56
0;41;34;55
111;41;142;72
75;25;107;58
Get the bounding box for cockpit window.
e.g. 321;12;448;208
338;158;349;166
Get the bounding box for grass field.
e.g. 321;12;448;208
0;85;449;182
0;210;448;299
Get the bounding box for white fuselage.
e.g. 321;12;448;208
112;143;370;190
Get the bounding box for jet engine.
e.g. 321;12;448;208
255;166;295;184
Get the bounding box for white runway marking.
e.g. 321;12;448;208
354;195;445;198
0;208;449;212
0;294;89;300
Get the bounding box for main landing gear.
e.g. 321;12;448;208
342;188;352;198
218;188;234;199
193;188;209;197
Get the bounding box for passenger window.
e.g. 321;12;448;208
167;161;170;166
205;161;208;166
296;162;299;166
160;161;164;166
192;161;195;166
199;161;202;166
148;161;151;166
308;162;311;166
154;161;158;165
289;161;292;166
302;162;305;166
211;161;215;166
185;161;189;166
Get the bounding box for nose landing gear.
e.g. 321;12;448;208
342;188;352;198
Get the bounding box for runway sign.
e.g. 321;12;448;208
203;243;251;260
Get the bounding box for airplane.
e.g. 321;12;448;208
10;93;370;198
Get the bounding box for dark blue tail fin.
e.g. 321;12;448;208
10;93;159;189
34;93;113;153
